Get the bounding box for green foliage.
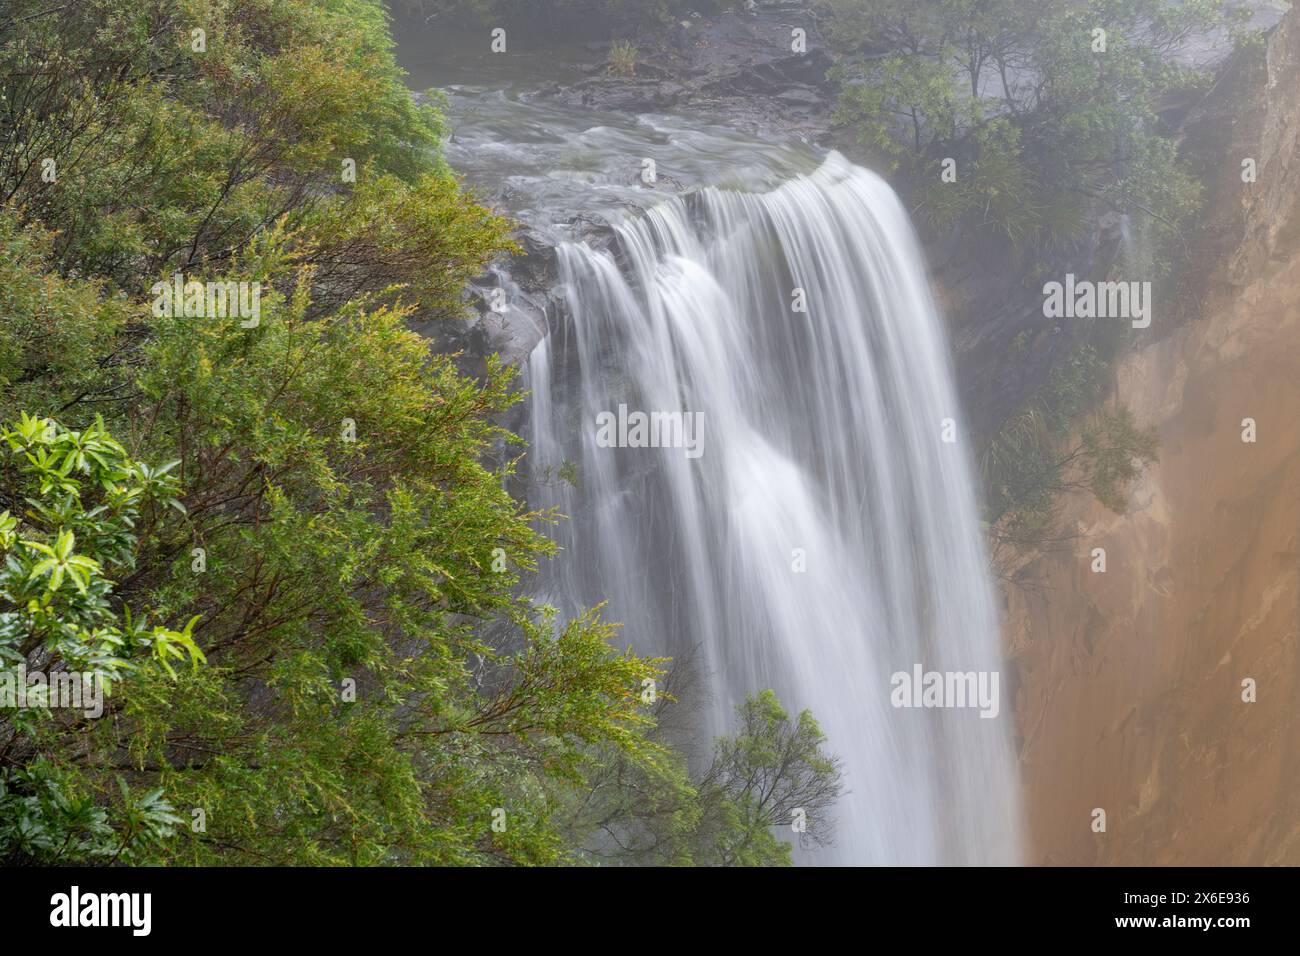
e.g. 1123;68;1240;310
0;217;130;422
831;54;969;160
562;685;844;866
917;119;1087;249
693;690;843;865
819;0;1247;264
0;0;843;867
1079;406;1160;513
0;762;186;864
0;0;506;314
0;282;692;864
0;414;200;693
608;40;639;78
0;414;200;863
110;262;677;864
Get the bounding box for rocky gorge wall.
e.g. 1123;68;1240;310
1006;5;1300;864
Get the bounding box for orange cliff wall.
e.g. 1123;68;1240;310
1005;8;1300;865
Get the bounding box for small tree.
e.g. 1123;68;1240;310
561;685;845;866
694;690;844;865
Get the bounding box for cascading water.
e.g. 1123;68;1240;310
527;152;1019;865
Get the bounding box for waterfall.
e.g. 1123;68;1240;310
526;152;1020;865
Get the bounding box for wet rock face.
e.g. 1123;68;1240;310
453;219;619;379
538;8;834;137
538;78;688;112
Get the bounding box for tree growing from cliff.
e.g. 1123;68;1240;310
984;388;1159;578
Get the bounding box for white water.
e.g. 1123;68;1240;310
527;152;1019;865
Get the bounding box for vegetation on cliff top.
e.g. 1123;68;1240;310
818;0;1251;273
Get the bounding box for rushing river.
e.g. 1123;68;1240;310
399;29;1020;865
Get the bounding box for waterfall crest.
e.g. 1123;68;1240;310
527;152;1020;865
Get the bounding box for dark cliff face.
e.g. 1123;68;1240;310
927;208;1125;444
1177;9;1300;321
